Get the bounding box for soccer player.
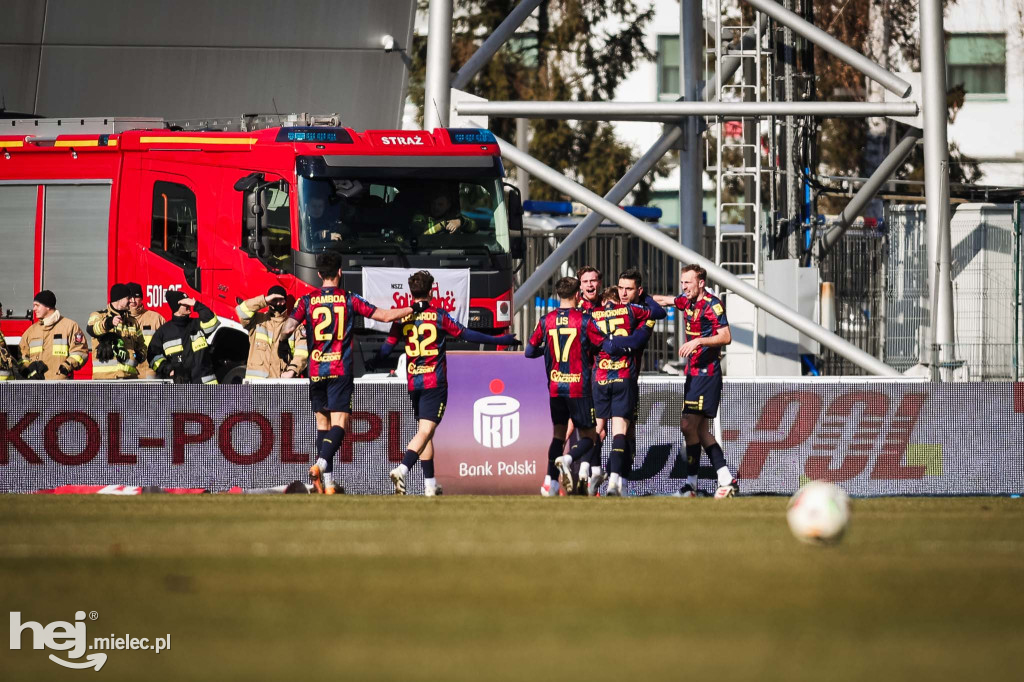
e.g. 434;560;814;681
279;252;412;494
525;277;609;496
371;270;517;497
577;266;603;312
653;264;738;498
590;274;666;496
615;268;657;486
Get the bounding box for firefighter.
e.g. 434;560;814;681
0;320;15;381
87;283;147;380
126;282;166;379
18;290;89;380
235;285;308;380
148;290;221;384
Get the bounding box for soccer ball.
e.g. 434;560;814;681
786;481;850;545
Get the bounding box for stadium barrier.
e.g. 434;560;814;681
2;354;1023;495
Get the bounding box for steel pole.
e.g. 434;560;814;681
456;100;920;119
500;136;900;376
512;24;766;309
741;0;912;97
679;0;704;253
818;127;921;255
920;0;954;379
424;0;454;130
515;118;530;201
450;0;545;90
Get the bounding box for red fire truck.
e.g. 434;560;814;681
0;116;521;380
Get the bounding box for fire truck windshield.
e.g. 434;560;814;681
297;174;510;257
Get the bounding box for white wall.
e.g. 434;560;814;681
945;0;1024;185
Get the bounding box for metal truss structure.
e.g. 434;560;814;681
424;0;955;378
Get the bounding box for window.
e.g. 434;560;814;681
241;179;292;272
658;35;680;97
947;34;1005;96
151;181;198;268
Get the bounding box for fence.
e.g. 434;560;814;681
817;226;888;376
885;203;1022;380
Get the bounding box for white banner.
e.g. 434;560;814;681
361;267;471;332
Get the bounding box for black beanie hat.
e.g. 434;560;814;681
34;290;57;309
165;290;187;310
267;285;287;299
126;282;144;298
110;283;130;302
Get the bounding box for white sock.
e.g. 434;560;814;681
717;466;733;487
544;474;552;486
316;457;327;472
687;474;698;489
579;462;591;479
592;466;603;477
424;477;437;492
323;472;333;487
608;472;621;488
397;464;409;476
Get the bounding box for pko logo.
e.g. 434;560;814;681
473;379;519;448
9;611;106;671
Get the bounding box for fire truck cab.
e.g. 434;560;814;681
0;116;521;380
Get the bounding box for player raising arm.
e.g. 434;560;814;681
652;264;737;498
278;252;412;494
370;270;518;496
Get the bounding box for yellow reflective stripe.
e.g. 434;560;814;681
245;369;270;379
1;140;24;148
164;344;183;355
200;316;220;330
151;356;165;369
55;139;102;147
293;347;308;358
201;375;218;384
255;332;272;344
236;302;254;320
140;136;258;145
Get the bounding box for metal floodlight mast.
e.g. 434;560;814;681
455;100;920;121
511;23;768;310
499;136;900;377
424;0;455;129
740;0;913;98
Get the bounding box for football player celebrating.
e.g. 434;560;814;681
589;274;665;496
371;270;518;496
279;252;412;494
653;264;738;498
525;277;608;496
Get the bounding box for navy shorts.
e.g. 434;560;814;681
309;376;354;414
549;396;596;430
683;374;723;417
411;387;448;424
593;380;637;420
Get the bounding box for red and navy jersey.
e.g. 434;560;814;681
591;302;653;384
528;308;606;398
291;287;377;379
385;307;465;390
577;296;601;313
674;289;729;376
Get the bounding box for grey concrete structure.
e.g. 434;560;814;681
0;0;415;129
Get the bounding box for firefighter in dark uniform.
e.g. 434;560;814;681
147;290;221;384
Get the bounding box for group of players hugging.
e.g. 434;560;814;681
525;265;738;498
280;250;737;497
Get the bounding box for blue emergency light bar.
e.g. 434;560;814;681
276;127;353;143
622;205;662;221
448;128;497;145
523;200;573;215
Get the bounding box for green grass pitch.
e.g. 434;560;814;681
2;495;1022;681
